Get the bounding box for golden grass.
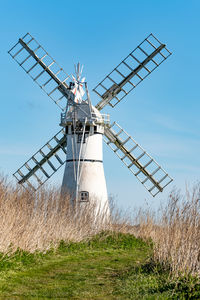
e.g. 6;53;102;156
0;176;113;252
0;175;199;277
136;185;200;277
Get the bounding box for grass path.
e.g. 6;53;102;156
0;233;195;299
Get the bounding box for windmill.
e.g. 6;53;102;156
8;33;173;211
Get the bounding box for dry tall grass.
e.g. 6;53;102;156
0;175;199;277
136;184;200;277
0;176;114;252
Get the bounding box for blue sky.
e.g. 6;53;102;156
0;0;200;210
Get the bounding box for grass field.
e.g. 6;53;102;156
0;177;200;298
0;232;199;299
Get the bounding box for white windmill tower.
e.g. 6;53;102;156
8;33;173;213
61;63;109;211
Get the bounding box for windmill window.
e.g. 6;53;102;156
85;125;90;133
80;191;89;202
76;123;83;132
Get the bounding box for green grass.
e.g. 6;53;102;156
0;232;199;299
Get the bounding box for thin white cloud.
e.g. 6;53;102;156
136;131;200;159
145;112;200;137
0;145;32;156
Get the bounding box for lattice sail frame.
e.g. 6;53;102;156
104;122;173;197
13;130;67;191
9;32;173;196
8;33;73;111
94;33;172;110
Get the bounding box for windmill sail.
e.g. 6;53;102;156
9;32;173;197
94;33;171;111
104;122;173;197
8;33;73;110
13;130;67;191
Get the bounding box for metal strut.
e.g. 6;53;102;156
13;130;67;191
104;123;173;197
8;33;74;110
94;33;172;110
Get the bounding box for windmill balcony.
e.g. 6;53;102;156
60;112;110;126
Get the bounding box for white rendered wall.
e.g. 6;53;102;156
66;132;103;161
61;130;109;216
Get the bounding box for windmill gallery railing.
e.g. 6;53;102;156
60;112;110;126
